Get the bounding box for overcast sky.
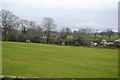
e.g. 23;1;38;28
1;0;119;31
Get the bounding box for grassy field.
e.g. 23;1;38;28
2;42;118;78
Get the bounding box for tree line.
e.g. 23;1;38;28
0;10;119;47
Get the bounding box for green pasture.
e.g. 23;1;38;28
2;42;118;78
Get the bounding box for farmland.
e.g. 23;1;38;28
2;42;118;78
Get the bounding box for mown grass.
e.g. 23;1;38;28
2;42;118;78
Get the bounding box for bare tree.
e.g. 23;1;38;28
29;21;36;28
59;27;72;45
37;25;43;43
41;17;56;44
0;10;19;41
77;28;93;46
60;27;71;39
27;23;43;43
19;20;30;42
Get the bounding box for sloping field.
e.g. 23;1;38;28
2;42;118;78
